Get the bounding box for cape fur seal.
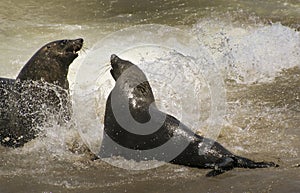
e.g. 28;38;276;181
100;54;278;176
0;38;83;148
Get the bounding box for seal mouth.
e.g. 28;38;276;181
65;38;84;57
110;54;119;69
110;54;121;80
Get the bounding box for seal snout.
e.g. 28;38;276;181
73;38;84;52
64;38;84;57
110;54;122;81
76;38;84;44
110;54;120;66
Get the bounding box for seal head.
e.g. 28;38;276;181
109;54;156;123
17;38;83;89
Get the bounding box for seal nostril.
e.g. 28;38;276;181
75;38;84;44
110;54;119;64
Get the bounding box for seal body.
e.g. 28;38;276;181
100;54;277;176
0;38;83;147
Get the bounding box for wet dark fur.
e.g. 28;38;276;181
100;54;278;176
0;38;83;148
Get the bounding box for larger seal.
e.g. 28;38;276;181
100;54;278;176
0;38;83;147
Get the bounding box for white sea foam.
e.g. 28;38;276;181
193;21;300;83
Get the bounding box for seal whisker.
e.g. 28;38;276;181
79;47;88;55
102;65;111;74
104;62;111;68
95;65;111;82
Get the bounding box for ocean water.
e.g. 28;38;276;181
0;0;299;192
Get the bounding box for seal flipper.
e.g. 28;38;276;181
206;156;278;177
206;169;226;177
233;156;279;168
206;157;235;177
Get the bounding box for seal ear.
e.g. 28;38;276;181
46;45;51;49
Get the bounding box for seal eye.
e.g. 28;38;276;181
60;40;68;46
46;45;51;49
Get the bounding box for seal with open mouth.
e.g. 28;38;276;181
100;54;278;176
0;38;84;148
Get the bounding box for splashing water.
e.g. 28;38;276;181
0;1;299;192
193;21;300;83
